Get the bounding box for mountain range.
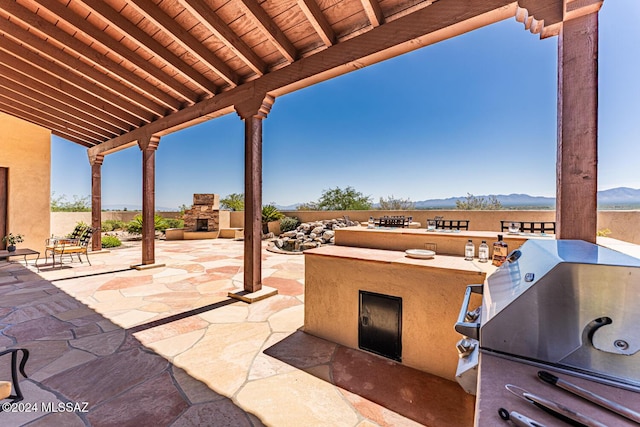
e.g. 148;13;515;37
413;187;640;209
102;187;640;211
276;187;640;210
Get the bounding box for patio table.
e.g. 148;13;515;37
0;248;40;271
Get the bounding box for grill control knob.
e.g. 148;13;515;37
465;307;481;322
456;338;477;358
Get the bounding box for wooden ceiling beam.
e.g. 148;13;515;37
126;0;239;88
0;0;177;115
0;59;130;136
0;32;151;127
180;0;267;76
0;96;102;146
360;0;384;27
30;0;199;103
0;21;157;126
0;80;124;137
238;0;297;63
297;0;335;47
89;0;515;157
77;0;218;96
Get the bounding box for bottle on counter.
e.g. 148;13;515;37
464;239;475;261
478;240;489;263
492;234;509;266
368;216;375;229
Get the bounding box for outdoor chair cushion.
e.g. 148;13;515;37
53;245;85;255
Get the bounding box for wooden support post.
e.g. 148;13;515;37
138;135;160;265
556;12;599;243
235;95;275;293
89;153;104;252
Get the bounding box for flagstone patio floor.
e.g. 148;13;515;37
0;239;474;426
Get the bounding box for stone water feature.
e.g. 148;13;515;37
272;218;359;253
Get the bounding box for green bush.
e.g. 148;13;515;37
279;216;299;233
125;214;168;235
165;218;184;229
101;235;122;248
102;219;126;232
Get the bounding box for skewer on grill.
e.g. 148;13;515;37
499;407;547;426
538;371;640;424
505;384;607;427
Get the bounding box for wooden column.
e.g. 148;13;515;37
89;153;104;252
556;12;599;243
138;135;160;265
235;95;275;293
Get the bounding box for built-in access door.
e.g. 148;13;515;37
0;167;7;250
359;291;402;361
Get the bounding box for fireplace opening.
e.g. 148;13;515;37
196;219;208;231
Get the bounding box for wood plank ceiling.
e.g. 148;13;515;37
0;0;566;153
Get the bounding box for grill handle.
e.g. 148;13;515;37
455;284;483;339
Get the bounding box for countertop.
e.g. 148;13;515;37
304;245;496;276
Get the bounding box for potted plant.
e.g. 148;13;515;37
261;205;284;235
2;232;24;252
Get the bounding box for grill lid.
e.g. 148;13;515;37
480;240;640;390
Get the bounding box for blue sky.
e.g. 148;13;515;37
51;1;640;209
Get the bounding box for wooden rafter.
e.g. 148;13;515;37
89;0;517;157
0;59;129;136
126;0;239;88
0;35;150;127
0;51;133;131
0;80;122;137
0;95;100;146
179;0;267;76
0;0;579;153
29;0;199;103
238;0;297;63
0;0;177;115
297;0;336;47
0;5;166;118
360;0;384;27
76;0;218;96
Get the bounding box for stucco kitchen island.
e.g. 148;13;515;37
303;245;495;380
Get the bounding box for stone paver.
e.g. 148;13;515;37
0;239;473;426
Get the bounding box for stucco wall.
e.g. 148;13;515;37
52;209;640;244
0;113;51;253
280;210;640;244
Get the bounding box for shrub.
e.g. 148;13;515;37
125;214;168;235
165;218;184;229
102;219;126;232
101;235;122;248
279;216;299;233
221;193;244;211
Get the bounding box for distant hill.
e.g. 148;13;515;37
597;187;640;208
414;193;556;209
275;187;640;210
414;187;640;209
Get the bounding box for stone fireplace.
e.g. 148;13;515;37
183;194;220;232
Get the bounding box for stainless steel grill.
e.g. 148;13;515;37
455;239;640;393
